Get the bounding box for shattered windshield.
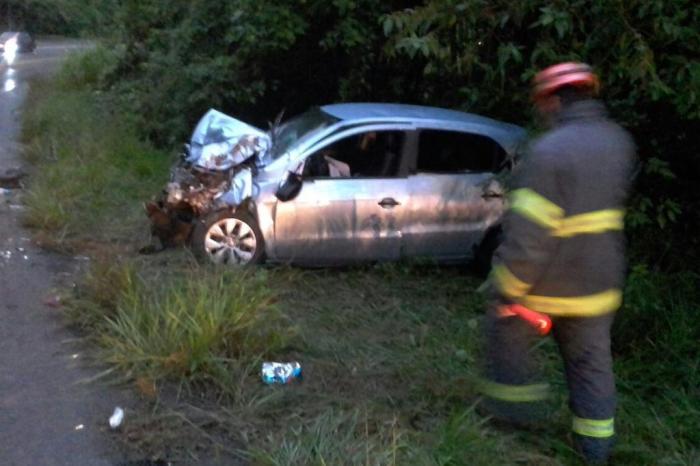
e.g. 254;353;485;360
270;109;338;159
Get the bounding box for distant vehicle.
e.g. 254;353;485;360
0;31;36;55
146;103;526;266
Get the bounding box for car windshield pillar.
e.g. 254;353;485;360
270;109;338;160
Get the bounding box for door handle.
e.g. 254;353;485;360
481;190;503;199
378;197;401;208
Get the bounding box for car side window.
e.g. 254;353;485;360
416;130;506;173
303;131;405;178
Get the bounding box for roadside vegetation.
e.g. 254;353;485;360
20;47;700;465
18;1;699;464
21;48;169;254
79;0;700;272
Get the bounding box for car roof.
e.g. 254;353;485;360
320;103;525;153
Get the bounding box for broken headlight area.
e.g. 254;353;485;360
144;163;236;251
142;108;270;253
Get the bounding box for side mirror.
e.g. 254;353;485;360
275;172;303;202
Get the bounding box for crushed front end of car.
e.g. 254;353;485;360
143;110;269;252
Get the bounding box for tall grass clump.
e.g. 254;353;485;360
96;266;292;388
21;46;171;251
611;266;700;465
66;258;139;331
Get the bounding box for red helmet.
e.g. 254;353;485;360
532;62;600;101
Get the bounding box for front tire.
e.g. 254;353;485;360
191;210;264;266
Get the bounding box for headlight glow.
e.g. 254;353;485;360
3;38;18;65
4;78;16;92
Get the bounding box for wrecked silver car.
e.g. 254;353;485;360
145;103;525;266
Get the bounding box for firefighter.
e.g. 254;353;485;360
478;62;635;464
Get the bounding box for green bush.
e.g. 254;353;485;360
382;0;700;268
1;0;116;36
96;0;699;267
16;4;700;462
57;45;123;91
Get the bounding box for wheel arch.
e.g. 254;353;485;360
191;204;266;265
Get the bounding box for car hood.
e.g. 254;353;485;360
185;109;271;171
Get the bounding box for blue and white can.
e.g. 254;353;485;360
262;362;302;384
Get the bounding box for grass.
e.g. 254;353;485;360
62;254;699;465
250;408;407;466
21;47;171;252
610;266;700;466
99;264;290;383
19;48;700;465
241;265;578;466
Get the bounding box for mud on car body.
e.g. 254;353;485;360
145;104;526;266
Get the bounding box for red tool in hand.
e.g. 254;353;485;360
498;304;552;336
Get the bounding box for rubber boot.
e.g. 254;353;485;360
478;397;548;430
573;434;614;465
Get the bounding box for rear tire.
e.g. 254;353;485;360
191;210;265;266
473;226;503;276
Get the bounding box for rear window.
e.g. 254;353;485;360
417;130;506;173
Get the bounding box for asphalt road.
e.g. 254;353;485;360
1;39;134;466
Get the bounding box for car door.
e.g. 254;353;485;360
401;129;507;261
273;129;409;265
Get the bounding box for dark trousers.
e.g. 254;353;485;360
482;304;617;462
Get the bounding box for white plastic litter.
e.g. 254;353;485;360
109;407;124;429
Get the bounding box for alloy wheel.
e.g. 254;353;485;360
203;217;257;265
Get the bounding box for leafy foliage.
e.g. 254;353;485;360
381;0;700;268
0;0;115;35
79;0;698;267
100;0;415;145
10;0;697;260
16;4;699;461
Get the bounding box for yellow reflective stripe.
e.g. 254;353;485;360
521;289;622;317
491;264;532;298
554;209;624;238
509;188;564;229
509;188;624;238
478;380;550;402
492;266;621;316
572;417;615;438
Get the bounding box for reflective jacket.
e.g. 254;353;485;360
491;99;635;317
